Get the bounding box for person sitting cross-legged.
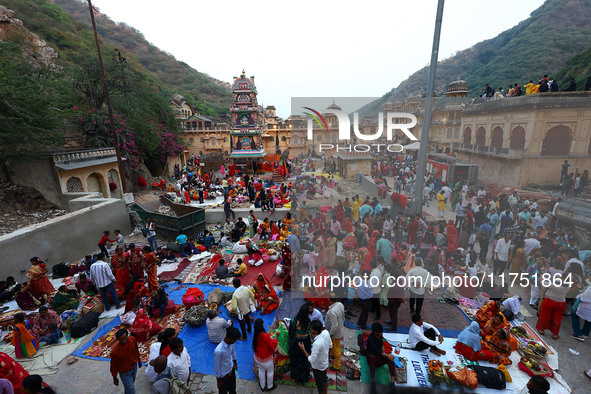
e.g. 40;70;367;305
409;314;446;356
364;323;397;394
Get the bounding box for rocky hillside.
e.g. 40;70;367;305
2;0;232;115
359;0;591;116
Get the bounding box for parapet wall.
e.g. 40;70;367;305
0;194;131;282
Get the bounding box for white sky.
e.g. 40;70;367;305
90;0;545;117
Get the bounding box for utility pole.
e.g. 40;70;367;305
87;0;127;193
410;0;445;215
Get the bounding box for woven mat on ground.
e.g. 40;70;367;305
343;298;470;337
171;284;278;381
183;253;283;286
158;258;192;282
2;330;85;376
273;365;347;392
75;306;185;362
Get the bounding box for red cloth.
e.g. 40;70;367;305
536;298;566;336
182;287;204;308
184;190;191;205
454;342;494;362
446;221;458;253
130;309;162;342
110;335;140;376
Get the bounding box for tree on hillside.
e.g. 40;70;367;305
0;42;71;178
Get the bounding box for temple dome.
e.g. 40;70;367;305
326;102;342;111
445;77;469;96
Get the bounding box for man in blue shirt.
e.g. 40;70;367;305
477;219;493;263
356;272;373;330
214;327;241;394
175;233;188;258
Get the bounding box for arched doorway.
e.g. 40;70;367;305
108;169;121;198
463;127;472;144
66;177;83;192
509;126;526;150
541;126;571;156
475;127;486;146
491;127;504;148
87;173;106;197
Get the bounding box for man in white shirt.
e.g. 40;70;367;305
114;229;125;250
168;337;191;383
524;232;541;256
89;253;120;311
409;314;446;356
308;301;325;325
206;309;233;344
406;258;430;315
552;197;562;216
494;233;512;276
422;185;431;207
369;260;382;321
502;296;521;318
325;294;345;371
299;320;331;394
532;211;548;233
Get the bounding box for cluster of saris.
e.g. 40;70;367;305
454;301;518;365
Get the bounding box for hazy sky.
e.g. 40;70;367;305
90;0;545;117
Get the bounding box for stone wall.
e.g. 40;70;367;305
0;195;131;282
1;157;65;209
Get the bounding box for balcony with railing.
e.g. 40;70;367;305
451;142;525;159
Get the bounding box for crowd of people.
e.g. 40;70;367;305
481;74;591;100
282;150;591;393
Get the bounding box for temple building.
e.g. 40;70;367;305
228;70;266;167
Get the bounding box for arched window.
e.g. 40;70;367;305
475;127;486;146
200;138;204;143
453;128;459;139
223;137;228;143
446;128;452;139
66;177;83;192
542;126;571;156
491;127;503;148
293;137;298;145
509;126;526;150
281;136;286;142
463;127;471;144
189;137;194;144
269;136;274;142
316;135;322;141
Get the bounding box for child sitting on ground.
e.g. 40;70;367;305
40;323;63;345
148;287;169;318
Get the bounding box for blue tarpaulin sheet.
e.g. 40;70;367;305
72;282;277;381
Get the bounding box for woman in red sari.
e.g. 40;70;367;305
126;244;145;278
305;267;330;309
253;274;279;314
358;246;373;274
368;230;381;258
110;247;130;290
446;220;458;253
23;257;54;301
143;246;159;294
125;279;149;313
335;202;344;225
343;217;354;234
0;352;29;394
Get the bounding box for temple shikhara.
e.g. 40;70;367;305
229;70;267;170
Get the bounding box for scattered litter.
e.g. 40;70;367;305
156;204;177;216
569;348;580;355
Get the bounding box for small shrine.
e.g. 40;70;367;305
229;70;266;170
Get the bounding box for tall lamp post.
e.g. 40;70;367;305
87;0;126;193
275;125;280;154
410;0;445;215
